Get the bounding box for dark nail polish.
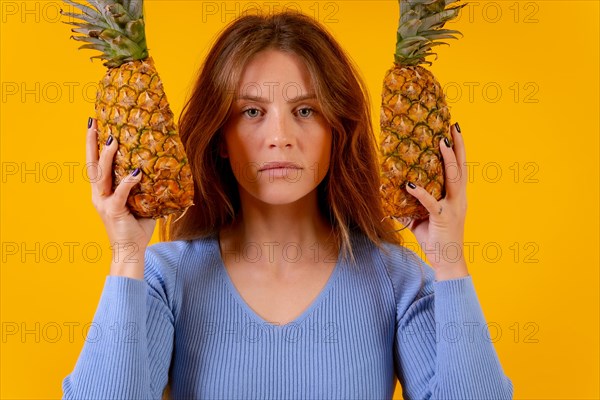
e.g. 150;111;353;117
444;137;451;147
88;117;93;128
454;122;461;133
132;168;141;177
105;135;113;146
407;181;416;189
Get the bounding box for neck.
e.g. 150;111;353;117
219;188;338;271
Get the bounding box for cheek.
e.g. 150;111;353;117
319;132;333;161
223;136;262;183
312;133;333;180
224;132;251;161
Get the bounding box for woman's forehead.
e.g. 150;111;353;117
237;50;311;82
233;81;316;102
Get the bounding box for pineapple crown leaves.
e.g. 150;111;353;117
396;0;467;66
60;0;148;68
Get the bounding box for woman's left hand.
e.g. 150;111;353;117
403;122;470;281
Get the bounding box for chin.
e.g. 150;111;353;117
249;185;316;206
257;193;306;206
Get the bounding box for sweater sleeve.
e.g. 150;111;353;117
382;244;514;399
61;242;181;400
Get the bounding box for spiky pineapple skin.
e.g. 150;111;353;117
379;64;452;220
96;57;194;219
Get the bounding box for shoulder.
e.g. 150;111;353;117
145;235;215;270
368;235;436;315
143;235;216;306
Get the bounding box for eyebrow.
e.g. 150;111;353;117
235;93;318;103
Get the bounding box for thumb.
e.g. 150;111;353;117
406;182;439;217
113;168;143;206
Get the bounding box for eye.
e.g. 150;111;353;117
242;107;262;118
297;107;314;118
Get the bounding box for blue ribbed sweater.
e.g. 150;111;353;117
62;229;513;399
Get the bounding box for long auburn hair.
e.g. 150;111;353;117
158;10;403;263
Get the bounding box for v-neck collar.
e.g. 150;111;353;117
210;234;345;329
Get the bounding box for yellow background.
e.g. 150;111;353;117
1;0;598;399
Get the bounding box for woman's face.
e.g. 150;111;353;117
221;49;332;206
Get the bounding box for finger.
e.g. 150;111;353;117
439;132;461;199
85;117;98;164
85;118;99;181
451;123;468;186
112;168;142;208
96;133;118;197
406;182;442;217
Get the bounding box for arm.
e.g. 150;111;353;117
61;246;176;400
392;123;513;398
63;118;175;398
394;263;513;399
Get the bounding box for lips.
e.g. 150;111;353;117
258;161;302;171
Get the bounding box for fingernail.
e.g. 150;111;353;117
88;117;93;128
105;135;113;146
444;137;451;147
454;122;461;133
132;168;141;177
407;181;416;189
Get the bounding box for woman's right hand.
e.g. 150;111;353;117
86;117;156;280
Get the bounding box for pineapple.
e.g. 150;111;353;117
61;0;194;219
380;0;466;221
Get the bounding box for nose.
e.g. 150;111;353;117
267;111;294;149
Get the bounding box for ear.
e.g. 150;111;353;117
219;142;229;158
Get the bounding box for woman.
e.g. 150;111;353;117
63;11;513;399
